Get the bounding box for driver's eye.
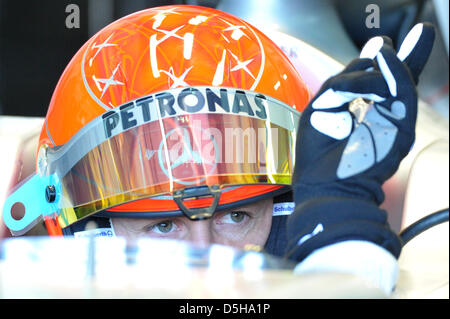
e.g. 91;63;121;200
148;220;176;234
230;211;245;223
218;211;249;224
156;221;173;233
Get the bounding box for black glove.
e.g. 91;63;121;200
285;23;435;262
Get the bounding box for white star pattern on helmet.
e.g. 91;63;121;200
89;33;117;67
81;7;267;110
149;25;186;78
220;18;250;40
227;50;255;79
155;25;185;40
160;66;193;88
151;7;181;29
92;63;124;98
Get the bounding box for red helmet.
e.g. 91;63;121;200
3;5;311;236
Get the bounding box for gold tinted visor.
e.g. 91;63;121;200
3;87;300;235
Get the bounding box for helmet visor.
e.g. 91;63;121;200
3;86;300;234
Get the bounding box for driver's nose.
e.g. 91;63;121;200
185;219;214;249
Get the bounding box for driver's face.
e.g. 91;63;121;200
111;198;273;249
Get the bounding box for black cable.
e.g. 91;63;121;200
399;208;449;246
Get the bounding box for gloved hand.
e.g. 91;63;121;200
285;23;435;264
293;22;436;205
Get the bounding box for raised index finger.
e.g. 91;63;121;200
376;44;415;98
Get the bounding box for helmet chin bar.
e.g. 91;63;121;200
173;185;221;220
